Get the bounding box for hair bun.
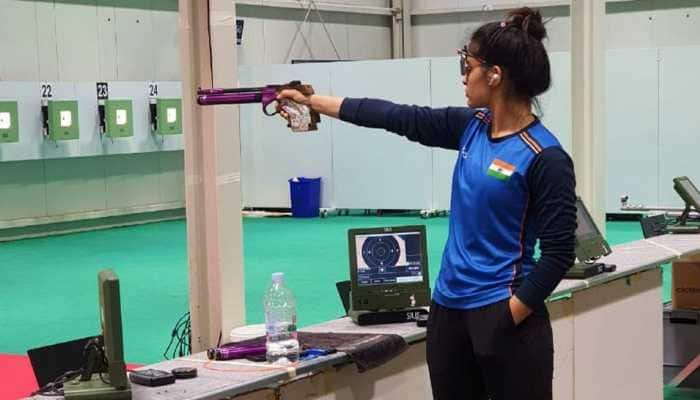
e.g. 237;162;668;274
507;7;546;41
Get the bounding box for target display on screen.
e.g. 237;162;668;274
355;232;423;286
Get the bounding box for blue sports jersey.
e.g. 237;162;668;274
433;110;563;309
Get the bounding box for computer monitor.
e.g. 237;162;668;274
575;198;612;263
673;176;700;224
347;226;430;311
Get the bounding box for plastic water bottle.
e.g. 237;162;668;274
263;272;299;363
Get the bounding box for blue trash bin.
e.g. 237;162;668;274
289;177;321;218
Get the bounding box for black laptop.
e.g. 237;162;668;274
27;335;103;388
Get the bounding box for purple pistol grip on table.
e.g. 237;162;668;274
207;343;267;361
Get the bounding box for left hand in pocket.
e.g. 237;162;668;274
509;295;532;326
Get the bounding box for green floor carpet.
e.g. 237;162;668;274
0;217;679;368
0;220;189;366
666;387;700;399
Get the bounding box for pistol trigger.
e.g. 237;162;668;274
262;100;279;116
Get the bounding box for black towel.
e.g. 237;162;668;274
223;331;408;373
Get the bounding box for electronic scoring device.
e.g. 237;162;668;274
640;214;669;238
346;225;430;325
668;176;700;234
62;269;131;399
564;198;616;279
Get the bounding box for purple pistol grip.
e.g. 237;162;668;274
208;344;267;361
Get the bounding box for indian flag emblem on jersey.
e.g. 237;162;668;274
487;159;516;181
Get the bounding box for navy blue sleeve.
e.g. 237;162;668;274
339;98;476;150
514;147;577;310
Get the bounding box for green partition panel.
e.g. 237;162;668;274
48;100;80;141
105;99;133;138
156;98;182;135
0;101;19;143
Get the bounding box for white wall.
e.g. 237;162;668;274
236;2;392;65
0;0;184;225
412;5;571;55
410;1;700;57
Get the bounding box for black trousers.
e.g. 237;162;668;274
426;299;554;400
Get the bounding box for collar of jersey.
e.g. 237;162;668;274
484;114;541;143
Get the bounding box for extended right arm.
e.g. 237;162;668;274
278;91;475;151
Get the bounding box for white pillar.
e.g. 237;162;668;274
391;0;412;59
571;0;607;232
571;0;607;233
402;0;412;58
179;0;245;352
